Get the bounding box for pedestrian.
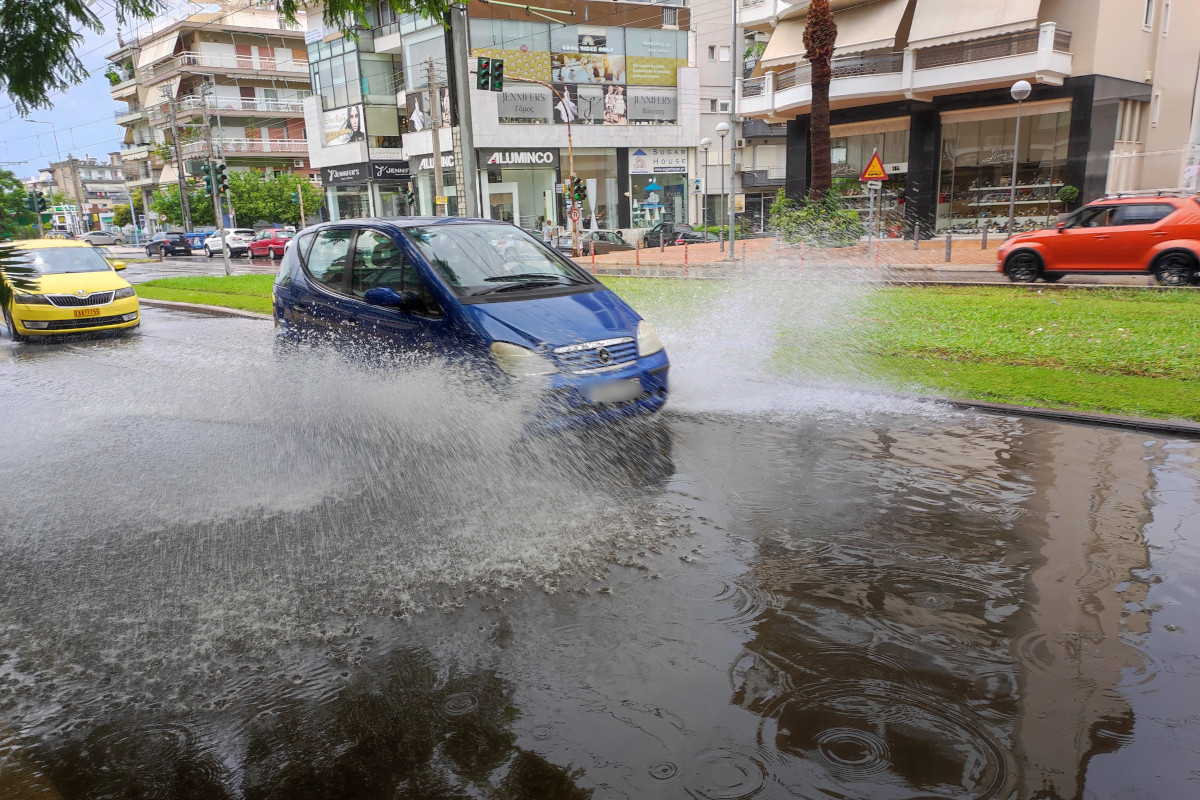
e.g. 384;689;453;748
542;218;553;246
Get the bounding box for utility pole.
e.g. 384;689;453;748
161;85;193;231
428;58;446;216
68;156;88;235
196;77;237;227
727;3;740;262
449;4;479;217
203;116;233;276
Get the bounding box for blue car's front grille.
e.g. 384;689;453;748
552;337;637;373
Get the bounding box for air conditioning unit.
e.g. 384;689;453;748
293;159;305;167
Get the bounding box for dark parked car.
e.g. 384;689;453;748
145;231;192;256
673;230;719;245
643;223;696;248
559;230;634;255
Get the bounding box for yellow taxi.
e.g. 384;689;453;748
2;240;139;342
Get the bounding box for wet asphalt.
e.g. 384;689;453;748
1;306;1198;799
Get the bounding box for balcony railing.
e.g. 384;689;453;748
114;107;145;119
751;51;903;96
155;95;308;119
914;29;1070;69
149;51;308;78
180;138;309;156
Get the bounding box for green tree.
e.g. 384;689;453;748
803;0;837;200
228;170;321;227
150;184;214;228
0;168;31;239
111;203;132;228
2;1;454;114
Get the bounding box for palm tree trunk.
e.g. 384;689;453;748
809;53;832;201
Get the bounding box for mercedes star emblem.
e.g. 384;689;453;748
596;347;612;365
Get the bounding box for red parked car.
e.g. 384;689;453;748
247;228;295;260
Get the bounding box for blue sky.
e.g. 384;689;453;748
0;6;136;180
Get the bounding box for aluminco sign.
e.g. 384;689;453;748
479;148;559;169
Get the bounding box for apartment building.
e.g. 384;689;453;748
303;0;714;235
738;0;1200;235
106;1;314;229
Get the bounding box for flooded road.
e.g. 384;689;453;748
1;309;1198;799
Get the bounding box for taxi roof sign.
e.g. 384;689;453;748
859;150;889;182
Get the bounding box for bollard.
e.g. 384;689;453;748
590;239;596;273
776;230;782;250
742;241;747;262
659;232;665;253
913;222;920;250
981;225;989;250
635;240;641;275
944;232;952;263
683;243;688;278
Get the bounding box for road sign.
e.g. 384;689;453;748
867;180;883;190
570;209;580;222
158;213;167;222
859;150;889;182
435;195;448;205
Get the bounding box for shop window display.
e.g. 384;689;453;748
828;129;909;237
937;110;1072;234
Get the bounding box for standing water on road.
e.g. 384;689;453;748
1;307;1198;799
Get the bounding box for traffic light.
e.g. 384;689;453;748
22;192;36;212
570;177;586;204
216;162;228;195
477;57;491;91
290;190;300;203
405;188;415;206
35;191;47;212
490;59;504;92
577;176;587;204
201;162;215;195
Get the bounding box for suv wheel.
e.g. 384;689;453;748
1153;252;1195;286
1004;251;1042;283
205;246;213;258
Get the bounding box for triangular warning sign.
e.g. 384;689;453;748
859;150;889;182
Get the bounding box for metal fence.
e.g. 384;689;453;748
915;29;1070;70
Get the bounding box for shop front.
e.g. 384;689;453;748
629;147;687;229
409;153;459;217
826;118;911;237
369;161;411;217
478;147;560;231
936;100;1072;234
320;161;412;220
560;148;618;231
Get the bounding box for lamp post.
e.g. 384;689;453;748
1007;80;1032;239
700;137;712;232
716;122;729;252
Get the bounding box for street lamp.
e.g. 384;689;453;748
716;122;730;253
700;137;712;231
1007;79;1032;239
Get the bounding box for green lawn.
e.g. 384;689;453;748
133;275;1200;420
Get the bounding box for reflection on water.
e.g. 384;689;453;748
2;311;1199;798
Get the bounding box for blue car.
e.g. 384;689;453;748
272;218;668;426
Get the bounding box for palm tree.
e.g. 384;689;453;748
804;0;837;200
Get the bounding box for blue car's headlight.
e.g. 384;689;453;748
490;342;558;376
637;321;663;357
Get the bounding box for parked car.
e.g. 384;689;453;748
248;228;295;260
673;230;720;245
80;230;125;246
998;195;1200;285
273;219;669;427
643;223;696;248
562;230;634;256
204;228;256;258
145;231;192;256
2;240;139;343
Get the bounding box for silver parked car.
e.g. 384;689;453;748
203;228;256;258
80;230;125;246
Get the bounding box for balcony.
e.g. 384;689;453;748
119;142;155;160
180;138;309;157
114;106;149;125
739;0;798;28
148;51;309;80
741;167;786;187
110;74;140;100
152;95;308;122
740;23;1072;119
124;170;157;188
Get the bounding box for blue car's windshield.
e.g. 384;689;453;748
403;224;593;298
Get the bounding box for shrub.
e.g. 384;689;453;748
768;188;865;247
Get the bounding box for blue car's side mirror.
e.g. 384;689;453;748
363;287;405;307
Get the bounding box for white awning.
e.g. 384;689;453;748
158;163;178;184
761;0;911;67
135;34;179;70
908;0;1041;48
147;75;182;102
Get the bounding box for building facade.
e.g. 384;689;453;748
304;0;730;237
106;1;315;231
738;0;1200;235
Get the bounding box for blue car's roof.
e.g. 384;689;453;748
300;217;515;235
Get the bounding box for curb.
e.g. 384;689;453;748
140;298;271;320
938;396;1200;439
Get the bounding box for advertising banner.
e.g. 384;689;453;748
626;56;686;86
323;104;366;145
630;148;688;174
626;88;678;124
469;47;551;84
497;86;553;123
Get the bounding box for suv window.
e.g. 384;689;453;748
1064;205;1117;228
1113;203;1176;226
351;230;404;297
306;229;353;291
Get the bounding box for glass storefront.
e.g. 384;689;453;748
631;173;685;228
484;168;558;231
937;106;1072;233
412;168;458;217
828;125;910;237
562;149;618;231
327;185;370;221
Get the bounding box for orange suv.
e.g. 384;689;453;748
996;195;1200;285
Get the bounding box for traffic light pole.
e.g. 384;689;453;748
516;79;578;257
449;5;480;218
428;58;446;217
203;120;232;277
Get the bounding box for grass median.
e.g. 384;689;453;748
134;274;1200;421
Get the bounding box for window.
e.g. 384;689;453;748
719;100;730;113
1064;205;1117;228
719;46;731;62
1115;100;1146;142
708;45;716;61
1163;0;1171;35
1113;203;1175;226
351;229;405;296
306;229;353;290
1143;0;1154;30
1152;91;1161;127
662;8;678;27
708;98;718;112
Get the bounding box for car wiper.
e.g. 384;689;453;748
482;273;586;284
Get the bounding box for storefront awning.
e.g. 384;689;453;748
760;0;912;67
135;34;179;70
908;0;1041;49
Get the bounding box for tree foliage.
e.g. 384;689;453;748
2;1;452;114
768;187;864;247
111;203;133;228
227;171;321;228
0;168;32;239
803;0;837;200
151;184;214;229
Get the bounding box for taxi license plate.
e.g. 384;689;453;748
586;378;642;404
73;308;101;318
